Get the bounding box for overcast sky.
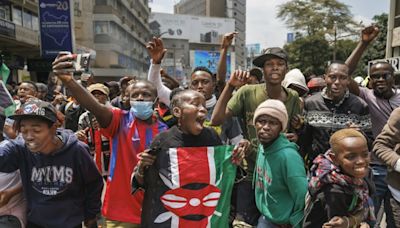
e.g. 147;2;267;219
149;0;389;49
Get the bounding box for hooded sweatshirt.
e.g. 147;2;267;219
254;134;307;227
0;129;103;227
282;68;309;95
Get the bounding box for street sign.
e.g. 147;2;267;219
368;57;400;76
39;0;74;59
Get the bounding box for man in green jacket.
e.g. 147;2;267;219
253;99;307;228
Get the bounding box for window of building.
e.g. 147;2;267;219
32;14;38;30
0;4;11;21
95;0;107;5
116;0;123;12
12;6;22;25
74;1;81;17
23;10;32;29
395;15;400;28
94;21;109;34
108;0;117;8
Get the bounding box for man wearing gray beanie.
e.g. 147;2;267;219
253;99;307;228
211;47;302;226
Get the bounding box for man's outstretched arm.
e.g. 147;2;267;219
52;53;113;128
346;25;379;96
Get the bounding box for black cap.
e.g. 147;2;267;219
252;47;288;67
10;99;57;124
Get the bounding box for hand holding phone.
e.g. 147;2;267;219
56;51;91;73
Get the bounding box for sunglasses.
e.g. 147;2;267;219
370;73;392;80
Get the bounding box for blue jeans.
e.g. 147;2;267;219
371;164;396;227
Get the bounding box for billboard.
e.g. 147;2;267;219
149;13;235;44
190;50;232;80
39;0;74;59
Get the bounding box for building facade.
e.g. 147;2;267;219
174;0;246;68
149;12;235;85
0;0;40;82
74;0;152;81
387;0;400;58
0;0;152;84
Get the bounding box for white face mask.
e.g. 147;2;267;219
130;101;154;120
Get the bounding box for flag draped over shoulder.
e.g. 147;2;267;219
155;145;237;228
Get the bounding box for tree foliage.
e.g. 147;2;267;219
277;0;381;77
277;0;358;37
285;34;331;76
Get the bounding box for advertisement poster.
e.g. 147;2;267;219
192;50;232;80
39;0;73;58
150;13;235;45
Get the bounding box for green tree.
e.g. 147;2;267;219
277;0;358;37
332;39;358;63
278;0;366;77
285;34;331;76
284;32;358;76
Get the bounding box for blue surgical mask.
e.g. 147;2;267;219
130;101;154;120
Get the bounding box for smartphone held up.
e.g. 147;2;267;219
58;51;91;73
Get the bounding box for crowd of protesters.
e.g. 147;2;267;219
0;24;399;228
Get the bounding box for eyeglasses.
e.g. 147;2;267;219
370;73;392;80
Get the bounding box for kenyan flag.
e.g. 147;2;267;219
156;145;237;228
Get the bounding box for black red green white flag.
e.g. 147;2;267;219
154;145;237;228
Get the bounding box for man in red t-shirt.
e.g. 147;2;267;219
53;54;168;226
